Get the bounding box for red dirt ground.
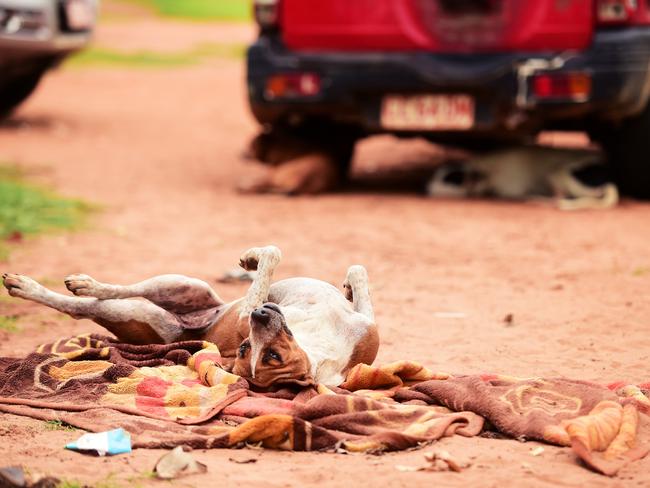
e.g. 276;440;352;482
1;13;650;488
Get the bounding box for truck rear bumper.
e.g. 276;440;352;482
247;28;650;138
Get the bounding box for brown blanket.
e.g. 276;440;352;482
0;335;648;476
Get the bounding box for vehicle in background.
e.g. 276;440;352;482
247;0;650;198
0;0;98;116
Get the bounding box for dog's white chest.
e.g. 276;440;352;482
280;305;358;386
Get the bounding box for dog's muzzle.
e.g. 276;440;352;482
250;303;282;327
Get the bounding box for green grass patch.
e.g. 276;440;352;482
44;420;78;432
124;0;251;21
0;315;20;333
68;43;245;69
0;165;93;260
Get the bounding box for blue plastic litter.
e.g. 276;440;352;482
65;428;132;456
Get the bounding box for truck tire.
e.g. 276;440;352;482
0;71;44;118
599;103;650;199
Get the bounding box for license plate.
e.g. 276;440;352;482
66;0;94;30
381;94;475;130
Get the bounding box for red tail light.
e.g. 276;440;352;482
265;73;322;100
596;0;638;24
254;0;281;29
532;73;592;101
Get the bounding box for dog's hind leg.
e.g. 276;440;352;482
343;265;374;321
3;273;183;344
63;274;224;314
238;246;282;318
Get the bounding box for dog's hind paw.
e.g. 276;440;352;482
344;265;369;288
2;273;43;299
64;274;106;298
343;265;369;301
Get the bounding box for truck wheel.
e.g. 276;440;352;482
0;72;44;117
599;104;650;199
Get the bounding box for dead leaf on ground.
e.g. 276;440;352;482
424;450;467;472
530;446;545;456
395;450;470;473
0;466;60;488
154;446;207;479
228;457;258;464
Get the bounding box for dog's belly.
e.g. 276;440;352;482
177;307;221;331
284;306;358;385
269;277;370;385
268;277;351;307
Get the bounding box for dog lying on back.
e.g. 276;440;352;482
2;246;379;388
427;146;618;210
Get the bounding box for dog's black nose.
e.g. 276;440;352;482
262;303;282;314
251;307;272;326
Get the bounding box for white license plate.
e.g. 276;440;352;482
381;94;475;130
66;0;94;30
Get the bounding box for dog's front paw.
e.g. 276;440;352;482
239;246;281;271
238;251;259;271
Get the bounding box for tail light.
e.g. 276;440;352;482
596;0;639;24
532;73;592;101
265;73;321;100
254;0;280;30
61;0;95;32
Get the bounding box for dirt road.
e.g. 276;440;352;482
1;15;650;488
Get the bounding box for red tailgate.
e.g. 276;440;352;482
282;0;595;52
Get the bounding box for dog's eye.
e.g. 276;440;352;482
238;341;250;358
264;349;282;363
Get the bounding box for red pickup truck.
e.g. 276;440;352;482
246;0;650;197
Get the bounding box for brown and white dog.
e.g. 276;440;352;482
237;125;358;195
2;246;378;388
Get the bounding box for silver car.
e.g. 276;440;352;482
0;0;98;116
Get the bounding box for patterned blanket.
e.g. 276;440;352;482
0;335;648;476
